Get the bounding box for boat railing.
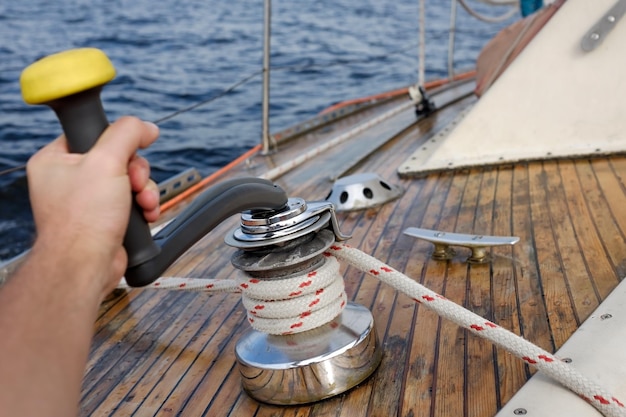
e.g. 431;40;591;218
0;0;523;179
258;0;521;154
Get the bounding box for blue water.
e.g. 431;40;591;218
0;0;517;260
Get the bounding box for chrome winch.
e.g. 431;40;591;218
225;198;382;405
225;198;349;277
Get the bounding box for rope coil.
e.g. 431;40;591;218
117;243;626;417
237;256;347;335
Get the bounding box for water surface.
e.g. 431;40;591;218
0;0;517;259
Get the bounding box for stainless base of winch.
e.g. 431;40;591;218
235;302;382;405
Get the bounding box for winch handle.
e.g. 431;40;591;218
20;48;289;287
20;48;162;275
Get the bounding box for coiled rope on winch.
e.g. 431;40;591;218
117;242;626;417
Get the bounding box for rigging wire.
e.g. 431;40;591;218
0;20;506;180
269;42;419;72
0;70;263;178
476;0;518;5
0;42;424;179
152;69;263;125
0;165;26;177
457;0;519;23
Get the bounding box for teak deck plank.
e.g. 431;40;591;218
509;164;552;356
490;167;527;407
467;167;499;417
79;85;626;417
574;160;626;279
528;162;575;350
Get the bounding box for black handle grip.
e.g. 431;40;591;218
125;177;288;287
49;88;161;276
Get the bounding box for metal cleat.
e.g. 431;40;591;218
404;227;520;264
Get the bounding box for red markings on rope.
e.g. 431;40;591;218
154;282;161;286
240;283;249;289
206;284;214;289
179;283;186;288
330;245;342;251
315;288;324;295
485;321;497;328
249;318;255;323
381;266;393;272
290;322;304;329
471;324;484;331
299;280;312;288
323;252;331;257
250;279;260;284
422;295;435;302
595;395;610;405
289;291;302;297
369;269;380;276
254;305;265;310
300;311;312;318
522;355;554;365
309;299;320;307
340;300;346;308
613;397;625;407
308;271;317;277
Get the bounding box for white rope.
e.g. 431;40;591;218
236;256;347;335
118;256;347;336
327;243;626;417
117;244;626;416
117;276;240;293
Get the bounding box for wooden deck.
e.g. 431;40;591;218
83;81;626;417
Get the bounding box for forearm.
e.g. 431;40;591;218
0;242;105;417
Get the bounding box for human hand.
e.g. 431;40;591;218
26;116;160;298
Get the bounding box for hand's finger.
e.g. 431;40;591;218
143;205;161;223
89;117;159;174
128;155;150;193
135;180;160;209
135;181;160;222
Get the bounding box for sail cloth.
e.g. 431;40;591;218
399;0;626;177
474;1;564;97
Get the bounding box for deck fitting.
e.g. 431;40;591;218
226;200;381;404
325;173;403;212
235;302;382;405
404;227;520;263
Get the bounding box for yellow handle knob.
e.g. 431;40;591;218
20;48;116;105
19;48;161;280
